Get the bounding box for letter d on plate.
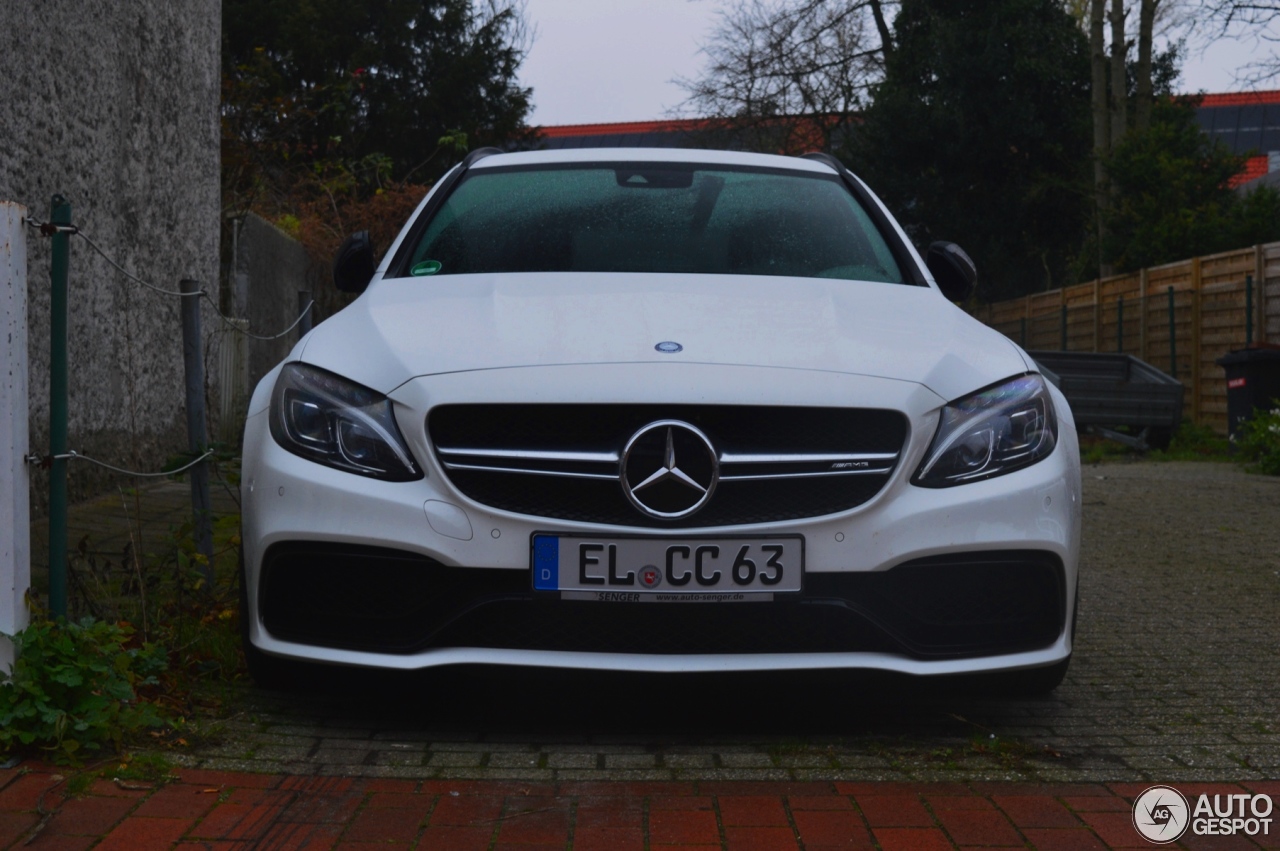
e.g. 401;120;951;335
533;536;559;590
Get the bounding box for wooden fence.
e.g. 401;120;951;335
974;243;1280;434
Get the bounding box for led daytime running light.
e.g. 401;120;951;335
269;363;421;481
913;374;1057;487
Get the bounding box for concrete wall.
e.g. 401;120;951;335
0;2;221;514
230;213;315;393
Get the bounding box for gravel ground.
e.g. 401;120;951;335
175;461;1280;784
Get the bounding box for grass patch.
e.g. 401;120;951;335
967;734;1038;769
62;771;97;797
1124;408;1280;472
112;752;176;784
1077;420;1235;463
862;732;1046;773
766;738;815;757
1079;434;1140;464
1149;420;1233;461
59;753;177;798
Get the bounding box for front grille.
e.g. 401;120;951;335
260;544;1065;659
428;404;908;527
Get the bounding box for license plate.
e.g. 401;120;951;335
531;534;803;600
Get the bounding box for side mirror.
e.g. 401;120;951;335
926;241;977;302
333;231;375;294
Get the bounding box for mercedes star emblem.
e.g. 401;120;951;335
621;420;719;519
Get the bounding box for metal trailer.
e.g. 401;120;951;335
1028;351;1184;450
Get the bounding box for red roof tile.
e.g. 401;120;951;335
1199;90;1280;107
1231;154;1270;187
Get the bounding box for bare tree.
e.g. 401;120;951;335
1091;0;1112;273
1201;0;1280;30
677;0;896;153
1085;0;1171;274
1134;0;1160;129
1110;0;1129;144
1089;0;1165;149
1200;0;1280;82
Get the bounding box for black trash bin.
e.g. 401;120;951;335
1216;346;1280;437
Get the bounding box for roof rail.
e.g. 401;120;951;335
800;151;845;173
464;147;504;166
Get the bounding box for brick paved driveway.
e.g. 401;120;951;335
183;461;1280;785
4;461;1280;850
4;767;1280;850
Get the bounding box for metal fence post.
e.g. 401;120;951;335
1246;274;1254;348
1117;296;1124;353
1190;257;1202;424
180;279;214;584
2;202;31;670
48;196;71;619
1139;269;1149;361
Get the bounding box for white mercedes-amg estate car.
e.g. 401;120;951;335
240;147;1082;692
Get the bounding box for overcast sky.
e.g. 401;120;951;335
518;0;1272;127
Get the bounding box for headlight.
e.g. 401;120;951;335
269;363;422;481
913;374;1057;487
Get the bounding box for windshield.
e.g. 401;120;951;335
401;164;905;283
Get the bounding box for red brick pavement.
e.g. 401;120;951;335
0;764;1274;849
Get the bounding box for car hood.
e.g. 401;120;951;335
299;272;1027;402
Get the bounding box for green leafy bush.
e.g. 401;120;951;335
1235;403;1280;475
1153;420;1233;461
0;618;169;763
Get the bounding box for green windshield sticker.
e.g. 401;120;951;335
411;260;443;276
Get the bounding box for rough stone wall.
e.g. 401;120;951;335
0;2;221;514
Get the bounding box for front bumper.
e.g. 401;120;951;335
241;362;1081;675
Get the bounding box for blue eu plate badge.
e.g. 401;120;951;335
533;536;559;590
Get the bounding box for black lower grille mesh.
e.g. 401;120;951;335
260;544;1065;660
807;551;1066;657
432;599;899;655
428;404;908;526
259;544;526;653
